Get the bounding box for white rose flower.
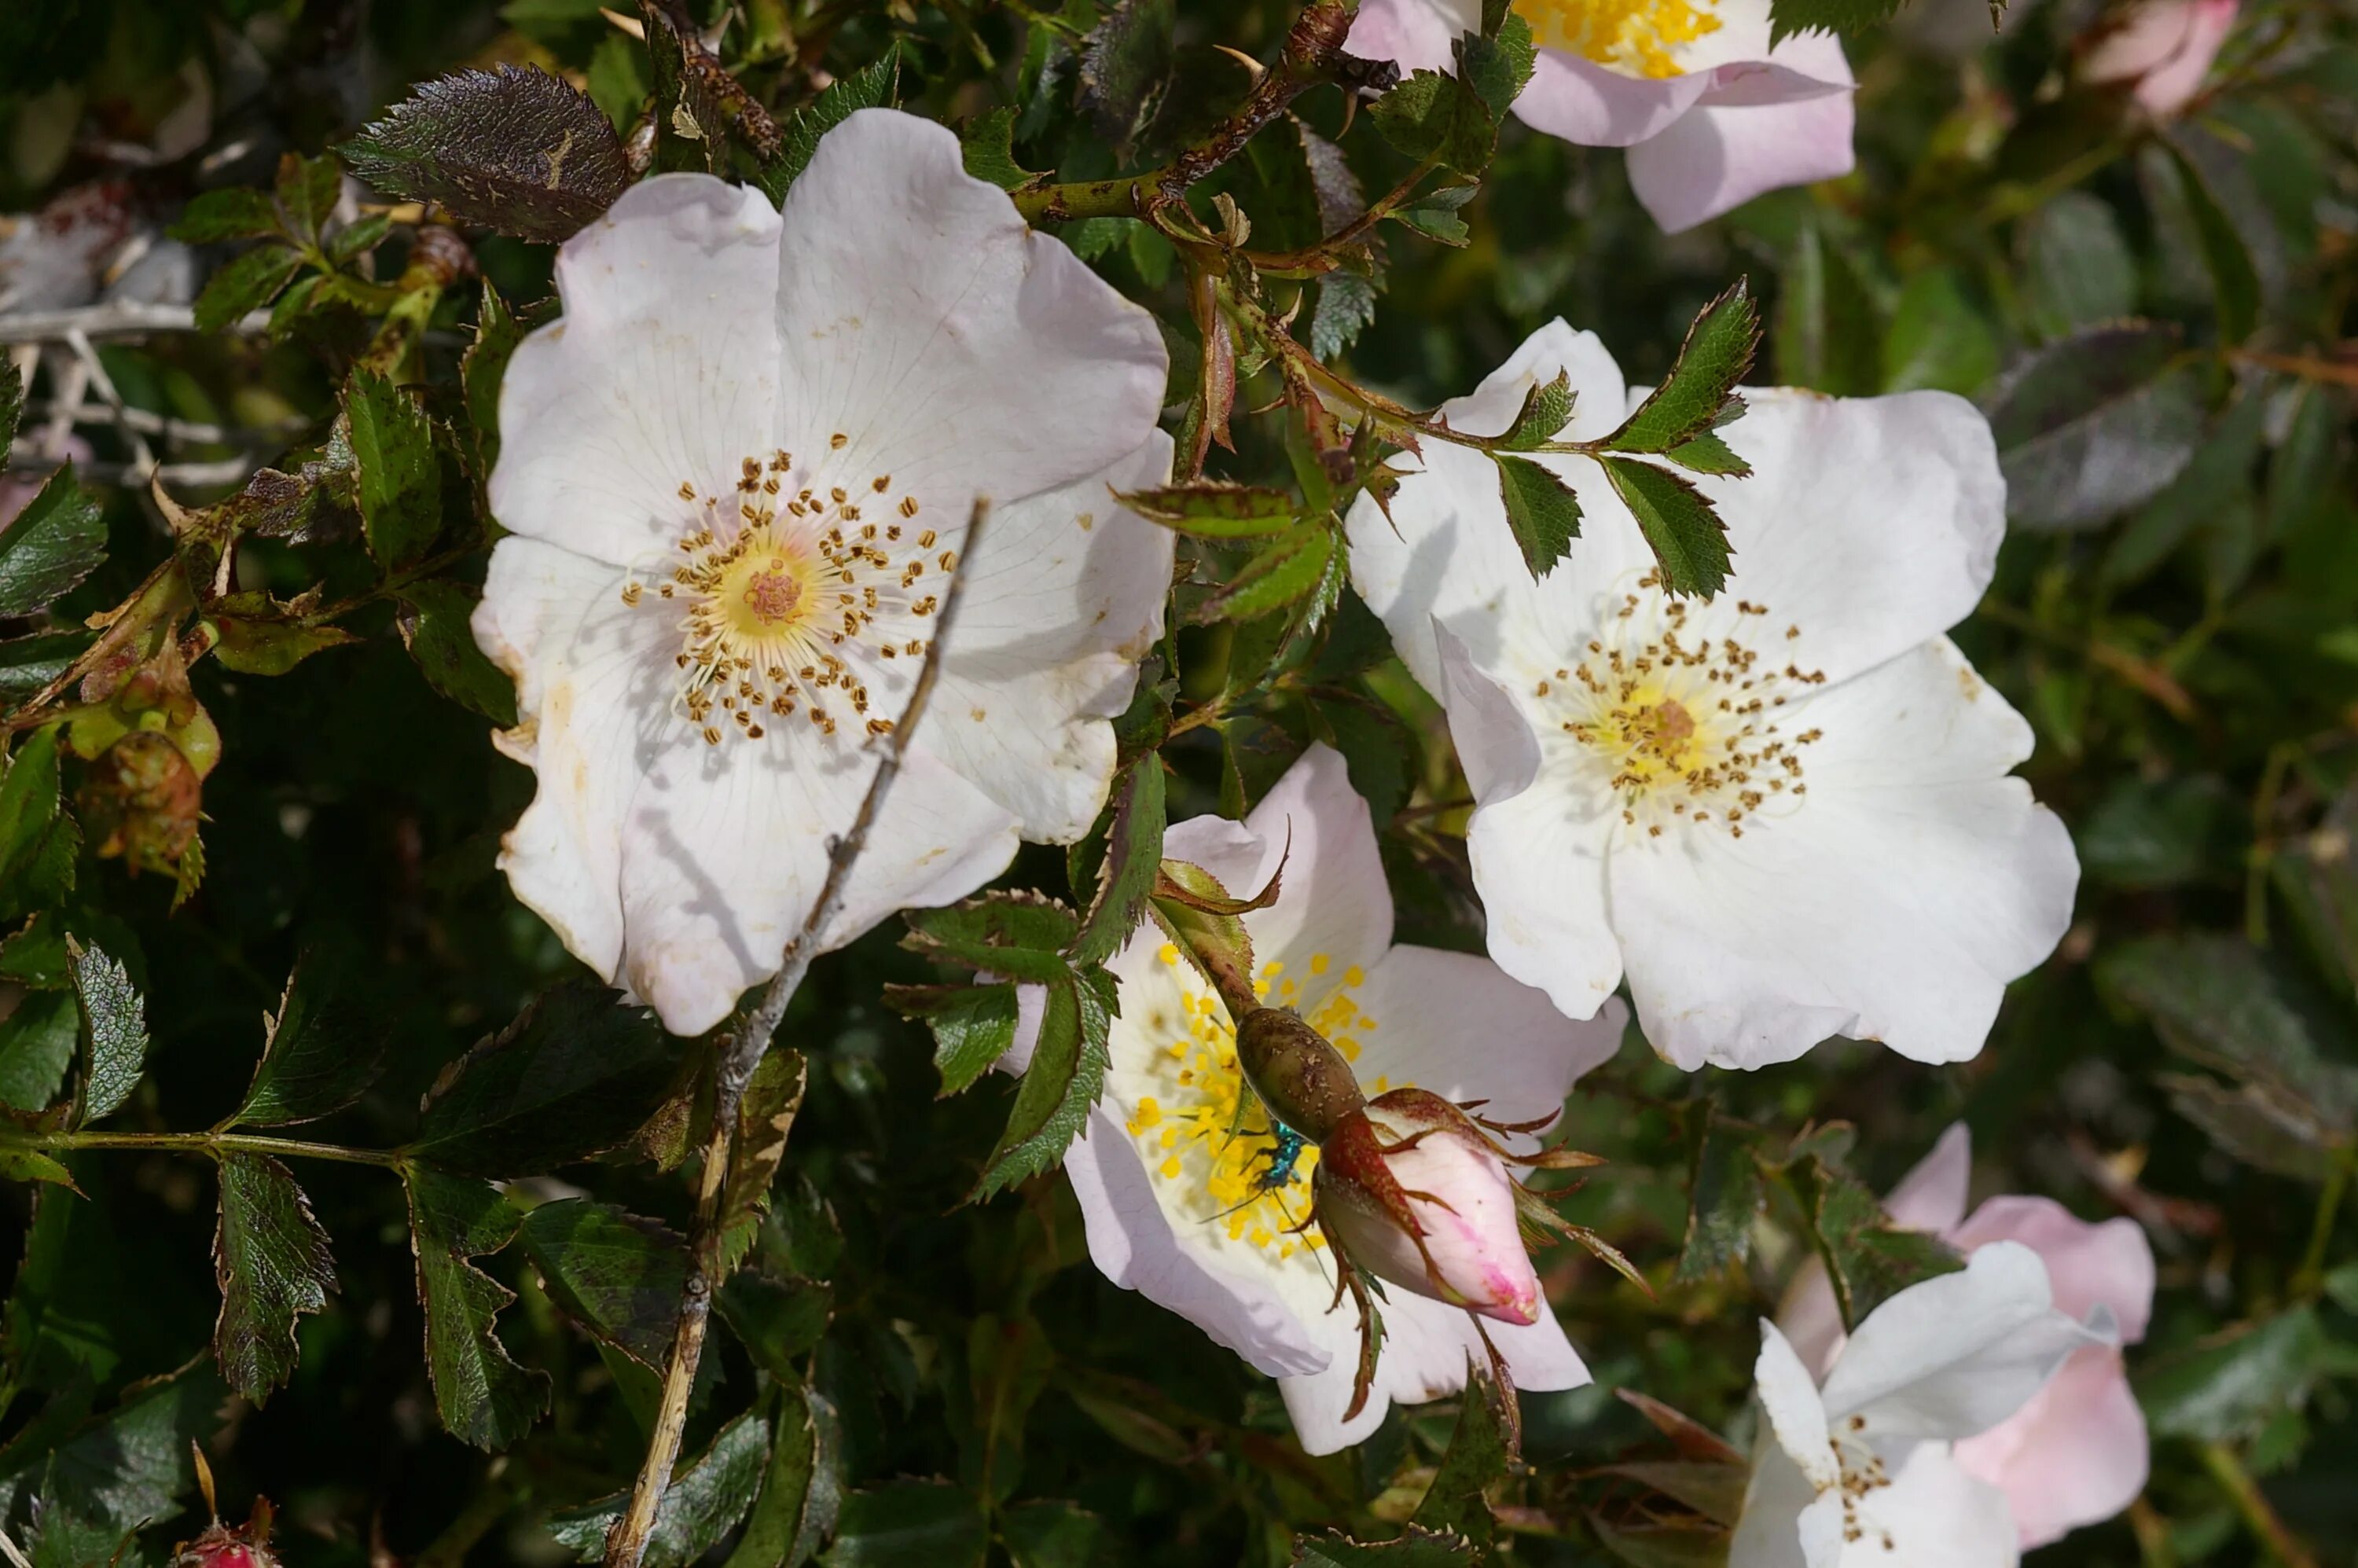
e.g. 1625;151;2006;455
1011;745;1626;1454
473;108;1173;1036
1346;320;2079;1070
1732;1242;2117;1567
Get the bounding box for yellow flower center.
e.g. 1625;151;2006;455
1533;577;1829;839
623;443;953;747
1515;0;1723;78
1125;948;1401;1265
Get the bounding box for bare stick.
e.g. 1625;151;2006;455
0;302;270;342
604;498;991;1568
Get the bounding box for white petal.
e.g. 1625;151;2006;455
925;432;1176;843
1730;1440;1823;1568
1754;1320;1839;1487
1821;1242;2112;1441
1624;79;1856;234
1844;1447;2022;1568
773;109;1166;523
1691;389;2005;688
490;174;784;567
476;536;680;982
1345;0;1475;74
1061;1105;1331;1379
1347;320;1641;694
615;730;1020;1034
1609;640;2079;1070
1279;1290;1588;1456
1349;946;1625;1132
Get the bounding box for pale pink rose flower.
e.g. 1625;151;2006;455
1780;1124;2157;1548
1347;0;1857;233
2081;0;2239;115
1314;1091;1543;1324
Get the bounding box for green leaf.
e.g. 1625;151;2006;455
2019;191;2137;340
0;730;78;923
169;186;282;244
1677;1102;1765;1283
2137;1307;2328;1441
66;938;146;1127
342;66;630;243
586;31;652;131
1004;1500;1105;1568
960;106;1038;189
397;578;520;726
1070;755;1165;966
1776;222;1879;397
231;955;390;1127
1460;13;1536;116
0;356;20;468
346;367;443;570
759;46;905;202
1494;454;1583;577
1768;0;1904;43
402;1166;551;1450
518;1197;687;1367
0;465;106;620
210;611;360;677
727;1385;842;1568
1411;1374;1511;1549
1610;281;1760;456
2158;1073;2343;1182
1119;483;1298;538
1292;1529;1478;1567
1369;69;1499;175
0;990;79;1113
1;1167;123;1390
1495;370;1578;452
1198;526;1339;624
1881;266;2000;395
2099;384;2268;592
902;894;1080;985
909;984;1023;1097
960;1313;1051;1501
1586;1516;1728;1568
1784;1150;1963;1330
0;1145;75;1190
193;243;302;332
552;1407;772;1566
0;630;86;710
717;1270;834;1379
2162;138;2261;344
975;967;1114;1199
0;1364;224;1545
1076;0;1173;152
821;1479;990;1568
465;281;527;478
274;151;340;244
1312;271;1379;360
1600;457;1730;599
1984;323;2206;531
407;982;682;1177
719;1048;806;1276
212;1151;337;1403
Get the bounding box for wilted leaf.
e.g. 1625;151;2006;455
342;65;630;243
408;981;681;1177
0;466;105;620
1600;457;1729;599
212;1152;336;1402
397;578;519;726
403;1167;551;1449
552;1407;771;1565
231;956;390;1127
66;937;146;1127
210;611;359;677
1984;324;2206;531
518;1197;686;1366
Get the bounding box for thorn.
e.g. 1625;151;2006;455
192;1441;220;1522
598;4;647;35
1213;44;1266;79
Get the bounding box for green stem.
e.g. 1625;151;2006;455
2196;1440;2320;1568
2292;1148;2350;1298
38;1129;406;1170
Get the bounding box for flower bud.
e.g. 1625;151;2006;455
1313;1089;1541;1326
1233;1006;1365;1143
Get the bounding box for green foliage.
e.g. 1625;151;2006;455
230;957;389;1127
1607;281;1759;458
404;1167;553;1450
1599;457;1730;599
759;46;907;201
67;938;148;1127
1985;324;2208;531
211;1151;337;1402
1493;454;1582;576
342;65;630;242
346;367;443;570
0;468;105;621
552;1408;773;1564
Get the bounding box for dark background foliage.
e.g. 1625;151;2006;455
0;0;2353;1563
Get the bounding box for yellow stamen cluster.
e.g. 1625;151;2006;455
1535;578;1827;839
1515;0;1723;78
626;446;948;745
1123;947;1394;1262
1830;1413;1897;1550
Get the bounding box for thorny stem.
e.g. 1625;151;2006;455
2195;1439;2321;1568
638;0;785;158
28;1130;406;1169
1236;154;1443;276
604;499;990;1568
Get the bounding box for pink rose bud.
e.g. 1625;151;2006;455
1313;1088;1543;1326
2080;0;2238;116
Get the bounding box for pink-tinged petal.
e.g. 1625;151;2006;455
490;174;783;568
1515;48;1713;146
1345;0;1475;75
1950;1197;2155;1343
1774;1267;1846;1383
2081;0;2238;115
1695;27;1852;104
1317;1111;1540;1323
772;109;1166;531
1059;1105;1332;1379
1952;1347;2149;1548
1624;77;1856;233
1887;1123;1974;1235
